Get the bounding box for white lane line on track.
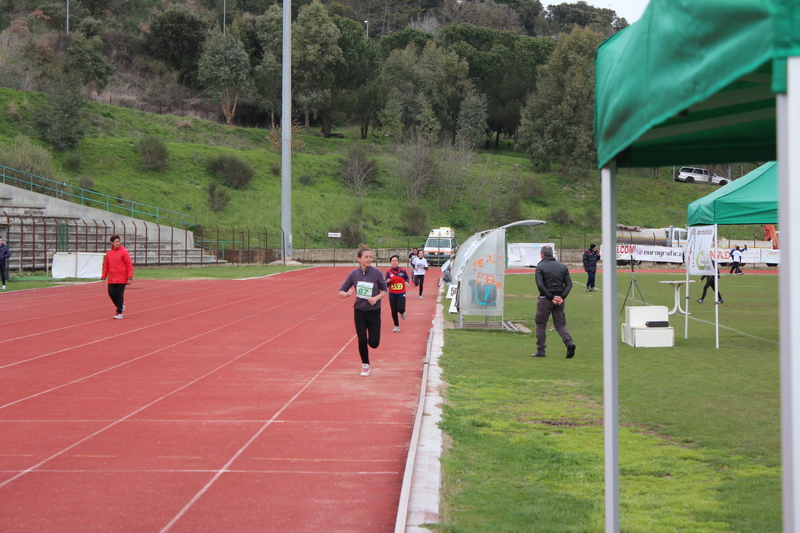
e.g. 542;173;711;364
1;469;400;475
159;339;355;533
0;269;346;403
0;283;353;491
0;268;324;339
0;269;334;368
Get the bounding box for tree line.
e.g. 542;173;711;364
1;0;616;172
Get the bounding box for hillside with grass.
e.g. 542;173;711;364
0;87;764;248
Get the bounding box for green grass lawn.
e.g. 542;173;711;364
436;271;780;533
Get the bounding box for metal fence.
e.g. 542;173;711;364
1;165;195;229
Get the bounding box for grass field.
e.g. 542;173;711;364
436;270;780;533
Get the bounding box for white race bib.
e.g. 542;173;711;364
356;281;374;299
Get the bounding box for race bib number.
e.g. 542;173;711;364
356;281;374;299
390;282;404;291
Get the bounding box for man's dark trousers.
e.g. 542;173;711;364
535;296;573;354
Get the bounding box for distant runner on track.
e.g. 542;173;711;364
385;254;410;332
338;247;388;377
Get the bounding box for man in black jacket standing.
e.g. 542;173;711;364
533;246;576;359
582;244;600;291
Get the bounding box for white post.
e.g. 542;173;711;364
714;223;719;349
281;0;292;259
779;56;800;533
602;162;619;533
684;256;690;339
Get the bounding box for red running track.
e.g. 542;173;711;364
0;267;438;532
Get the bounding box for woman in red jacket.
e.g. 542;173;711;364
101;234;134;319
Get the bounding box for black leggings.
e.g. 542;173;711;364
354;309;381;365
388;294;406;326
0;260;5;285
414;274;425;296
108;283;126;314
699;277;721;301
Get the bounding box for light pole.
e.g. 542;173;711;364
364;20;368;38
66;0;69;33
223;0;226;35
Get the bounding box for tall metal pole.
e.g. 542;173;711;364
66;0;69;33
281;0;293;259
602;161;620;533
365;20;368;37
223;0;226;35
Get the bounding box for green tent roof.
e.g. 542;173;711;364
595;0;800;168
686;162;778;225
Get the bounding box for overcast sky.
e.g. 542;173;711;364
600;0;650;23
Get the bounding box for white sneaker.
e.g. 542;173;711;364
401;312;406;320
122;305;126;312
113;314;124;320
392;326;400;332
360;364;371;377
1;285;5;290
419;295;423;300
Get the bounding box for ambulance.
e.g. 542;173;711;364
423;227;458;266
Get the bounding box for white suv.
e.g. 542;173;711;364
675;167;728;185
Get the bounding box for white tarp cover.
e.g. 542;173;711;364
52;252;104;279
459;228;506;318
507;243;555;267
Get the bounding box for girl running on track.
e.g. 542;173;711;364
411;250;428;299
338;247;388;376
385;254;410;332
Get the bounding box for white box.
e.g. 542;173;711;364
621;305;674;348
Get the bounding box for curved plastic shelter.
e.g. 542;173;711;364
595;1;799;531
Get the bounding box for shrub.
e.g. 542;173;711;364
298;173;315;186
270;162;281;175
518;175;545;200
207;182;230;211
551;206;573;225
63;152;82;172
488;195;524;226
339;204;365;248
0;136;55;179
339;144;379;196
400;203;428;236
583;204;600;229
138;135;169;171
35;76;87;151
77;176;94;190
207;153;255;189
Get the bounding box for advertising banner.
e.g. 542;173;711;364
459;229;506;319
614;244;684;263
761;248;780;264
507;243;556;267
685;226;717;275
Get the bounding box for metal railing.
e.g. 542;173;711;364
0;165;196;229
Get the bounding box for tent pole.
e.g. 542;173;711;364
602;162;619;533
779;56;800;533
714;224;719;349
684;253;689;339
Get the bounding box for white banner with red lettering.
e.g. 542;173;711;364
613;244;685;263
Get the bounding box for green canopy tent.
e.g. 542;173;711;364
687;162;779;226
594;1;800;531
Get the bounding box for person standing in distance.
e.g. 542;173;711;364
0;236;10;290
385;255;410;332
730;245;747;274
411;250;428;299
338;247;388;377
582;244;600;292
101;235;133;319
532;246;576;359
408;247;419;268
